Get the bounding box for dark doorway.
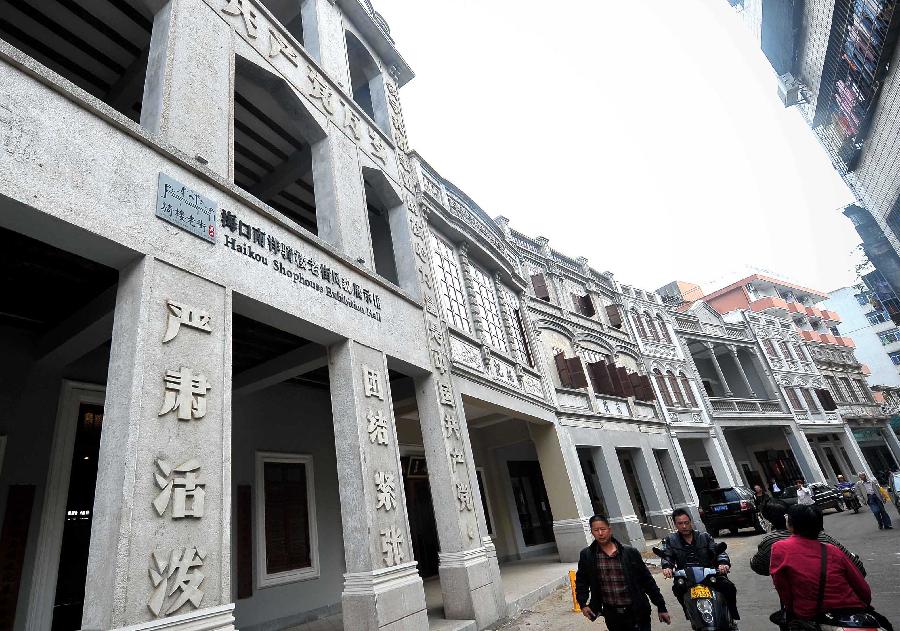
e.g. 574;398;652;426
741;463;763;489
618;452;655;539
401;455;439;577
578;450;607;517
507;461;554;547
691;465;719;493
754;449;803;488
52;402;104;630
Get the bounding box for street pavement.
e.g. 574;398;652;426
493;504;900;631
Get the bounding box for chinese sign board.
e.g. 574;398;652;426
156;173;217;243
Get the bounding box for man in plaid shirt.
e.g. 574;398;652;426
576;516;670;630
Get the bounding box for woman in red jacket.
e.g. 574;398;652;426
770;504;871;626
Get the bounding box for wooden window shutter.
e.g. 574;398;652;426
617;367;636;397
588;361;615;396
531;273;550;301
680;375;698;407
237;485;253;599
785;387;804;411
667;373;685;406
628;371;645;400
568;357;588;388
606;360;626;397
640;375;654;402
606;305;623;328
654;372;673;406
631;311;647;338
554;352;573;388
815;388;838;411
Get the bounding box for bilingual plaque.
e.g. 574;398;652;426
155;173;217;243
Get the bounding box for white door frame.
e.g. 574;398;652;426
25;380;105;631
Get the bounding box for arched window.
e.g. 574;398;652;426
653;369;673;406
643;312;658;342
679;372;698;407
666;371;685;406
656;315;672;343
631;310;647;339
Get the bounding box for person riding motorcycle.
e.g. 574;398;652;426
661;509;740;628
835;475;861;511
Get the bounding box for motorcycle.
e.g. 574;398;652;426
839;487;861;513
814;611;886;630
653;542;733;631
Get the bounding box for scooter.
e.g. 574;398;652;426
813;611;886;630
839;487;861;513
653;542;733;631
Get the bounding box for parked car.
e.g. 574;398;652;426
698;486;767;537
779;483;843;513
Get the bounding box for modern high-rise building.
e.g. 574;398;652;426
726;0;900;301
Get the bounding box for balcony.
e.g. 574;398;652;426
861;363;872;376
799;330;821;343
708;397;786;415
749;296;790;315
836;336;855;348
820;308;841;323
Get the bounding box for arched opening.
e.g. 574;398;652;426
656;315;672;343
345;30;382;124
233;56;326;234
631;310;647;339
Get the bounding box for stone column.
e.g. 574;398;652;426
588;445;645;548
528;424;593;561
813;442;838;483
328;340;427;630
518;290;554;402
784;424;827;484
300;0;352;91
141;0;232;177
494;273;521;362
457;243;488;352
838;424;874;478
728;345;756;398
703;428;740;488
704;343;733;397
634;446;675;536
414;374;504;627
83;257;233;631
880;423;900;467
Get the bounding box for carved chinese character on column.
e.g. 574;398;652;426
268;28;299;66
148;547;206;617
158;367;211;420
341;101;362;141
443;410;461;439
153;459;206;518
366;409;389;445
424;295;439;317
368;128;387;164
448;447;465;466
374;471;397;511
430;349;447;375
363;365;384;400
162;300;212;343
380;526;404;567
221;0;258;38
306;67;336;115
438;381;455;406
456;483;474;511
428;322;444;346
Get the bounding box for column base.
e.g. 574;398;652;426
438;546;503;628
608;515;645;549
342;562;428;631
551;517;591;562
644;510;674;541
482;537;508;619
116;604;235;631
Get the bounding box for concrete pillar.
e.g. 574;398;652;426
839;425;875;478
728;345;756;398
588;446;645;548
703;429;740;488
880;424;900;467
634;446;675;536
414;376;503;627
328;340;427;631
528;423;593;561
705;343;733;397
83;257;234;631
301;0;352;91
141;0;232;177
813;442;838;483
312;129;375;269
784;424;827;484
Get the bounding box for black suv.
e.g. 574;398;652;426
698;486;767;537
779;483;844;513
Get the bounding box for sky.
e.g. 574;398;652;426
375;0;861;294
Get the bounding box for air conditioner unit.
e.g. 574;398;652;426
777;73;804;107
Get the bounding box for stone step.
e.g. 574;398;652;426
428;615;476;631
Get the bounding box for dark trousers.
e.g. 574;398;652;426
868;496;893;528
673;577;739;620
603;606;651;631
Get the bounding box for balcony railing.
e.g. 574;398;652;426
708;397;785;414
673;317;751;340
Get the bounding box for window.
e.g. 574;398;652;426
572;293;596;317
854;379;873;403
606;305;623;328
763;339;779;358
502;288;533;367
468;264;508;352
679;373;698;407
642;312;659;342
878;328;900;345
785;387;804;411
889;351;900;365
656;315;672;343
856;293;869;305
666;371;685;406
654;369;674;406
800;388;820;412
256;452;318;586
793;344;807;361
345;31;382;124
429;232;471;333
531;273;551;301
825;375;844;402
840;377;859;402
631;310;647;339
867;311;889;326
779;341;795;360
555;352;587;389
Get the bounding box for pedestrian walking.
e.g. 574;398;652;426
575;515;671;630
753;484;771;511
795;479;814;506
854;472;893;530
770;478;782;498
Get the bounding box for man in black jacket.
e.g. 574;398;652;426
575;515;670;630
662;508;739;626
